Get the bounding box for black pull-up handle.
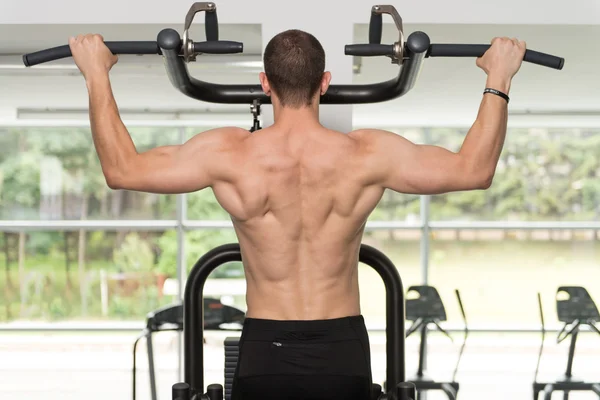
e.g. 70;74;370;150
345;44;394;57
205;9;219;41
22;38;243;67
346;40;564;70
369;11;383;44
23;41;160;67
194;40;242;54
427;44;564;70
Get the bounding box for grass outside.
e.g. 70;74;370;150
2;237;600;325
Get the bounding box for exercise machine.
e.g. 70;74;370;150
133;299;245;400
533;287;600;399
23;3;564;108
405;286;468;400
171;243;414;400
21;2;566;398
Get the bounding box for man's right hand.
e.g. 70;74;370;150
476;37;526;93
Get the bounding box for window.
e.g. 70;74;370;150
429;127;600;221
428;228;600;326
0;229;176;322
0;127;179;220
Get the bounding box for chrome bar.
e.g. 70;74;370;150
0;220;178;231
429;221;600;230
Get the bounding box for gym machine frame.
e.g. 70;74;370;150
533;287;600;400
405;286;469;400
172;243;413;400
21;2;565;398
23;3;564;107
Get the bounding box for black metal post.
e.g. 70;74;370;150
417;323;427;377
147;333;158;400
565;329;579;378
358;244;406;390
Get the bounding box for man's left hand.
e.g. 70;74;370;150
69;34;118;80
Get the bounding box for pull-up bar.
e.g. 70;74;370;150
22;2;564;105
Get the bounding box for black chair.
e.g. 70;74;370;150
533;287;600;400
171;243;417;400
134;299;245;400
405;286;468;400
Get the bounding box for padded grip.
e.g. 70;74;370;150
345;44;394;57
427;44;564;70
205;10;219;41
23;41;160;67
194;40;243;54
524;49;564;70
369;12;383;44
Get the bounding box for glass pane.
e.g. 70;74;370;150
429;127;600;221
187;189;231;220
0;127;178;220
0;229;176;322
428;229;600;326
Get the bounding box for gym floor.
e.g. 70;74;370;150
1;330;598;400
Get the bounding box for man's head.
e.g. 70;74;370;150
260;30;331;109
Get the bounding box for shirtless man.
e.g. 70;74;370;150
69;30;525;400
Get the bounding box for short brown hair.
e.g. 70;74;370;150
263;29;326;108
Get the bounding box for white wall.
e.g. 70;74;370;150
1;23;598;127
0;0;599;128
2;0;599;24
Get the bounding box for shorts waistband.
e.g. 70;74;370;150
243;315;365;332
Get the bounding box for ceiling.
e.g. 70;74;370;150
0;22;598;127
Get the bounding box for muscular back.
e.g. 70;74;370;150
117;108;496;320
211;126;385;320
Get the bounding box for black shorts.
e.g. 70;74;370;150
231;315;373;400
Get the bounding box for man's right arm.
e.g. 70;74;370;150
355;37;526;196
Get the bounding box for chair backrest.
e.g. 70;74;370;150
406;285;447;322
556;286;599;323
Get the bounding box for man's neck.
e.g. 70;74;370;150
272;105;321;130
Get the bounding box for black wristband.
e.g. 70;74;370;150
483;88;510;103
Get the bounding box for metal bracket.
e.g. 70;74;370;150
371;5;405;65
182;2;216;62
250;99;262;132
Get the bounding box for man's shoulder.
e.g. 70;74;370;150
193;126;251;147
210;126;251;138
347;128;389;149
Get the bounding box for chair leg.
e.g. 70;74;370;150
147;334;158;400
440;383;458;400
543;384;554;400
591;384;600;397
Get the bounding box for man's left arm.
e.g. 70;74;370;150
70;34;240;194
